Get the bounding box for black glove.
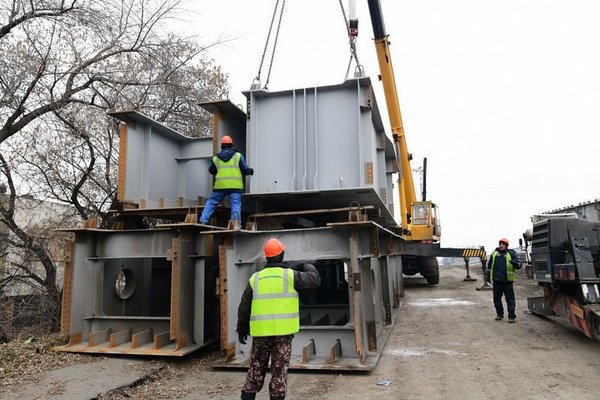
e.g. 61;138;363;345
247;168;254;176
238;332;247;345
237;325;249;344
512;261;522;270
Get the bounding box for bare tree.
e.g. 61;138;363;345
0;0;80;39
0;0;219;144
0;0;230;336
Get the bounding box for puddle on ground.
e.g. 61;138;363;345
387;347;468;357
408;298;475;307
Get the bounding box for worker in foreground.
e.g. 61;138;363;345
237;238;321;400
486;238;522;323
199;135;253;225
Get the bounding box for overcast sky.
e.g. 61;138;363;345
182;0;600;251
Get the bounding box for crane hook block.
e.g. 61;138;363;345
349;19;359;38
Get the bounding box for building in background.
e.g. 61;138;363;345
0;194;77;339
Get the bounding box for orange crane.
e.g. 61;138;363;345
366;0;484;284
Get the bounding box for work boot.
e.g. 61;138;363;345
241;392;256;400
495;315;503;321
508;318;515;324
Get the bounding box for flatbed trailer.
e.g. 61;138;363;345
527;217;600;340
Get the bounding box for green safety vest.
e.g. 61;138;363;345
213;152;243;190
249;267;299;337
490;250;516;282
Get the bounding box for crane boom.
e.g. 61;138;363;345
368;0;433;239
367;0;417;232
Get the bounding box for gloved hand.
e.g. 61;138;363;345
238;332;247;345
247;168;254;176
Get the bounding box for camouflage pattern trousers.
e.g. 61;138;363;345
242;334;293;398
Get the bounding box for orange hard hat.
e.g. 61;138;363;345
499;238;509;246
221;135;233;145
264;238;285;258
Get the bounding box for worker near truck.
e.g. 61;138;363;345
237;238;321;400
487;238;522;323
199;135;253;225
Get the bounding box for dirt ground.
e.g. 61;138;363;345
4;264;600;399
103;264;600;400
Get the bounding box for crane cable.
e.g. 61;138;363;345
252;0;286;90
338;0;364;80
254;0;360;89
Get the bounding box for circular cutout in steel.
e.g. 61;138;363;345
114;268;135;299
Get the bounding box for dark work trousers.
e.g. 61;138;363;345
493;280;516;319
242;334;293;398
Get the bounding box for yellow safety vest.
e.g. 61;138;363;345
249;267;299;337
490;250;516;282
213;152;243;190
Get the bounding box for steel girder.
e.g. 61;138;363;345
57;228;220;356
57;221;403;370
214;221;403;371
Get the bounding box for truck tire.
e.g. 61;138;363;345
423;256;439;285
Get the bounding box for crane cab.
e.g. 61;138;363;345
409;201;441;242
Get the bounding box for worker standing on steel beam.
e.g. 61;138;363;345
199;135;253;225
237;238;321;400
487;238;522;323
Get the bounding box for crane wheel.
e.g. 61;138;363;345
423;256;440;285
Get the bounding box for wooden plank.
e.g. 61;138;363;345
349;231;365;362
170;238;180;340
250;205;377;219
117;123;127;201
60;241;74;336
184;208;198;224
218;244;229;350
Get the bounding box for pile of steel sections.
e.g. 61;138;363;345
57;77;406;370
